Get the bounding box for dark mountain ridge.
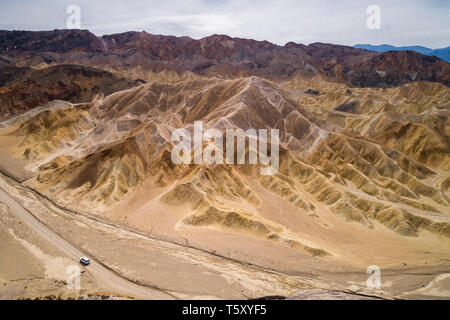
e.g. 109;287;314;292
0;29;449;87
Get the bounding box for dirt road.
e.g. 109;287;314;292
0;186;176;300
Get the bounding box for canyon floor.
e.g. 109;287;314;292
1;171;449;300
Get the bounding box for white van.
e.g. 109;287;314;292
80;256;90;266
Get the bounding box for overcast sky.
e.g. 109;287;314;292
0;0;449;48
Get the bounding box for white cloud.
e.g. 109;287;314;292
153;14;239;36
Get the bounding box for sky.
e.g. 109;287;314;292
0;0;449;48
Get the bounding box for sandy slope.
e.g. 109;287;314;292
0;185;174;299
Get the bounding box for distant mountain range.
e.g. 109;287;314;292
354;44;450;62
1;30;449;88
